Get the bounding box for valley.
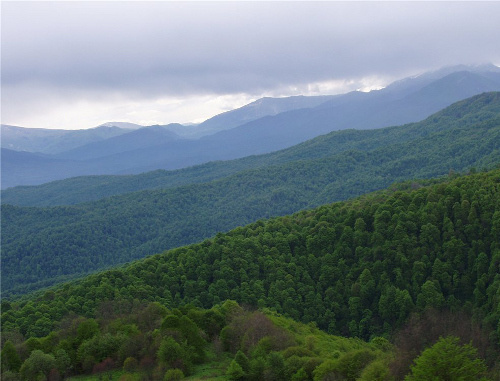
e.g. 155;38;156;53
3;3;500;379
1;71;500;381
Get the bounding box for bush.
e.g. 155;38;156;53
313;349;376;381
359;359;391;381
19;350;56;381
123;356;138;372
164;368;184;381
226;359;246;380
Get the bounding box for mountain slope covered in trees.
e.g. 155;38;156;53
4;91;500;207
2;169;499;379
2;92;500;296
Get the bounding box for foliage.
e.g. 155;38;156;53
226;359;246;380
0;302;392;381
4;169;500;346
313;349;376;381
2;92;500;296
19;350;56;381
122;357;138;373
163;368;184;381
405;336;488;380
358;358;392;381
1;341;22;373
390;309;496;378
1;168;500;380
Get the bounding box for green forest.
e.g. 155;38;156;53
2;169;499;380
2;92;500;297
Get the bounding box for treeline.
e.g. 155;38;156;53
2;170;499;351
2;93;500;296
0;301;494;380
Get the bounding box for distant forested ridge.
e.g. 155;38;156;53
4;91;500;207
2;92;500;296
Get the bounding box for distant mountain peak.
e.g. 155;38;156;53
98;122;144;129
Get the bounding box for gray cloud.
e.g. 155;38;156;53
2;1;500;128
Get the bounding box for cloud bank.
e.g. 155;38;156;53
2;2;499;129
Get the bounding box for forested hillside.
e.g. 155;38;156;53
0;301;412;381
4;91;500;207
2;93;500;296
1;169;499;380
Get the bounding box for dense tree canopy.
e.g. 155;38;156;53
1;169;499;380
2;170;499;344
2;93;500;297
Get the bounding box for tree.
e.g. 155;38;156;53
54;349;71;376
234;350;250;373
164;368;184;381
405;336;487;380
416;280;444;310
292;367;309;381
1;340;22;373
226;359;246;380
157;337;184;367
19;350;56;381
122;356;138;373
76;319;99;344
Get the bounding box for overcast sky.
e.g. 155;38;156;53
2;1;500;130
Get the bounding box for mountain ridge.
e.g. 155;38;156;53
3;91;500;207
2;92;499;296
3;65;500;189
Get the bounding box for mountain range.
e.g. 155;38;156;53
2;66;500;381
2;92;499;296
2;64;500;189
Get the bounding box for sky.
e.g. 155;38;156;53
2;1;500;130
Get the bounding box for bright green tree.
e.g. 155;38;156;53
226;359;246;380
234;350;250;373
405;336;487;381
164;368;184;381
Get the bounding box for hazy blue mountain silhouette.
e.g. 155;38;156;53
2;65;500;189
0;125;129;154
56;125;183;161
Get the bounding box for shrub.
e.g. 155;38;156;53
123;356;138;372
164;368;184;381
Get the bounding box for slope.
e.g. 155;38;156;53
54;125;182;161
2;92;500;296
191;94;339;137
0;149;91;190
1;300;398;381
68;69;500;176
2;169;499;377
3;91;500;207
